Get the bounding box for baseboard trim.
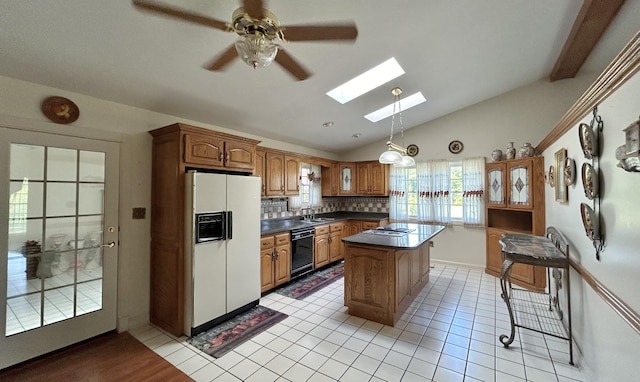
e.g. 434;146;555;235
569;256;640;335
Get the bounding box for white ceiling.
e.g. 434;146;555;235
1;1;638;153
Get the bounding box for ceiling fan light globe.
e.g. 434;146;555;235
379;150;403;164
393;155;416;168
235;34;278;69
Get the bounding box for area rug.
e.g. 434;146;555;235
188;305;287;358
276;261;344;300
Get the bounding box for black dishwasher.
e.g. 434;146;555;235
290;226;314;279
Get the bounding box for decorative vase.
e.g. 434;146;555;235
518;142;534;158
491;149;503;162
505;142;516;160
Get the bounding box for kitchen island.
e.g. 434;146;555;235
342;223;445;326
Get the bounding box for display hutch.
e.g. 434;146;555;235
485;156;546;291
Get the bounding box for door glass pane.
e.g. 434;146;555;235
510;166;529;205
6;143;105;336
488;168;504;203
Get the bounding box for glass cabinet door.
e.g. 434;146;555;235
486;164;506;207
339;163;355;194
508;162;531;208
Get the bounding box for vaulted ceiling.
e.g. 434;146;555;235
0;1;636;153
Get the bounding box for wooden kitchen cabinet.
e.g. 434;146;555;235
265;152;299;196
329;222;345;262
148;123;259;336
183;127;256;171
339;163;357;195
485;156;546;291
255;149;266;197
314;225;331;268
321;162;340;196
260;233;291;292
356;161;389;195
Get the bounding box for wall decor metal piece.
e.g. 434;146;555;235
564;157;576;186
615;116;640;172
581;162;599;199
579;122;597;159
554;148;567;203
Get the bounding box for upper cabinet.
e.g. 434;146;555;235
339;163;357;195
356;161;389;196
182;126;257;172
486;158;538;210
255;149;266;197
265;152;299;197
321;163;340;196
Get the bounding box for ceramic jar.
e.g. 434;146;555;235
518;142;534;158
505;142;516;160
491;149;503;162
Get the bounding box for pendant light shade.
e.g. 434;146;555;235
379;149;403;164
394;155;416;168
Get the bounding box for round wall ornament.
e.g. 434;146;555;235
448;140;463;154
406;144;419;157
41;96;79;124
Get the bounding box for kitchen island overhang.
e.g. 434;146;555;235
342;223;446;326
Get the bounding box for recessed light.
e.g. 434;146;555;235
326;58;405;104
352;133;361;138
322;121;334;128
364;92;427;122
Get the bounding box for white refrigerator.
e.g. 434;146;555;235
184;171;261;336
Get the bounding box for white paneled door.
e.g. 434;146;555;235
0;127;119;369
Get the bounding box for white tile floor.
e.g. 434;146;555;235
130;264;585;382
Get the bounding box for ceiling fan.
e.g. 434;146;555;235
132;0;358;80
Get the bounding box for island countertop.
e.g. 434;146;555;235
341;222;445;249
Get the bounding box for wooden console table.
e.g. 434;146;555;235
498;228;573;365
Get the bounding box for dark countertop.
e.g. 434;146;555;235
260;212;389;235
342;222;445;249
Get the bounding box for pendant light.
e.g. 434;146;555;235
378;87;415;167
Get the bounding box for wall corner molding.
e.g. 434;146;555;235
535;31;640;154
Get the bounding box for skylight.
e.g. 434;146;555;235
326;58;405;104
364;92;427;122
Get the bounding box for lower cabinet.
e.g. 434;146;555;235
260;233;291;293
486;227;546;291
329;222;345;262
314;225;331;268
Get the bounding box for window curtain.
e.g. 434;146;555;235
462;157;485;227
416;160;451;224
389;166;409;222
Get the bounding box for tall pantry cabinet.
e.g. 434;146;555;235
149;123;259;335
485;157;546;291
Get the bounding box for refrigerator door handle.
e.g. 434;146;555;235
227;211;233;240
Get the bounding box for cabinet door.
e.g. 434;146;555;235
284;156;300;195
255;150;266;197
420;245;430;282
362;221;380;230
274;244;291;286
260;248;275;292
329;231;343;262
369;162;388;195
184;133;223;167
265;153;284;196
330;163;340;195
346;221;362;236
486;162;506;208
486;228;504;274
507;159;533;209
339;163;356;195
225;140;255;171
314;234;330;268
356;163;370;194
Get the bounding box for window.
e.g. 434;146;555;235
8;178;29;234
390;158;484;226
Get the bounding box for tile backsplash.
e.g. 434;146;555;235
260;197;389;219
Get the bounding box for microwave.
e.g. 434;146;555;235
195;212;229;243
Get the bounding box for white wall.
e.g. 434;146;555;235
342;75;597;267
543;72;640;381
0;75;337;330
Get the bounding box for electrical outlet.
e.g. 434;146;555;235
132;207;146;219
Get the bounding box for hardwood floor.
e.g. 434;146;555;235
0;331;192;381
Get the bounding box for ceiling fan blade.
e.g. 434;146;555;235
203;45;239;71
242;0;264;20
274;49;311;81
133;0;229;31
280;23;358;41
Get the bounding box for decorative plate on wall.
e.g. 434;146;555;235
406;144;419;157
581;162;599;199
564;157;576;186
548;165;555;187
41;96;79;124
448;140;463;154
579;123;597;159
580;203;598;241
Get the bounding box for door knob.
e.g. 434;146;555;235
102;241;116;248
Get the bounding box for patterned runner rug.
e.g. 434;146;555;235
188;305;287;358
275;261;344;300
